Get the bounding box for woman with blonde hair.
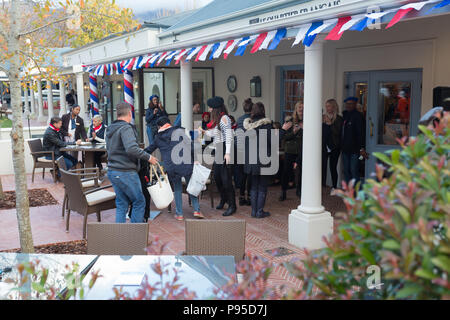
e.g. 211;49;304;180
322;99;343;194
280;100;303;201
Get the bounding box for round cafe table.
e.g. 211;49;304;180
60;142;107;168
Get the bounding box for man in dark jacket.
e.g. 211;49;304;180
106;102;158;223
341;97;368;186
43;117;81;175
145;95;168;146
61;105;88;142
145;117;204;221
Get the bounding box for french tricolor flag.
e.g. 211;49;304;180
197;44;214;61
175;49;188;64
386;2;429;29
223;39;238;59
157;52;169;66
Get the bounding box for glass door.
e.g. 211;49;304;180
367;70;422;175
346;69;422;180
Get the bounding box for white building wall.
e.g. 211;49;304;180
209;14;450;122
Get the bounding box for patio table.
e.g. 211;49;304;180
80;255;235;300
0;252;99;300
60;142;107;168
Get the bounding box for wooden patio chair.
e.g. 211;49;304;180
59;168;116;239
28;139;58;183
87;223;149;255
56;156;101;218
185;219;246;262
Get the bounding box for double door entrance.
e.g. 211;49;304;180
346;69;423;180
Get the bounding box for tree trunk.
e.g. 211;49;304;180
8;0;34;253
0;177;4;201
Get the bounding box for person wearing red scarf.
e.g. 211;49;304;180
88;114;107;172
43;117;82;178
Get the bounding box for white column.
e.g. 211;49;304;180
36;79;45;122
59;80;67;116
75;72;87;122
29;82;36;116
288;38;333;250
180;60;193;132
46;80;54;121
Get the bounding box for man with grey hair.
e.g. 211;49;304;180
106;103;158;223
89;114;107;172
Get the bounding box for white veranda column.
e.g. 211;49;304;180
47;80;54;121
59;80;67;116
23;83;29;112
180;60;193;132
75;71;87;122
288;38;333;250
36;79;45;122
29;82;36;115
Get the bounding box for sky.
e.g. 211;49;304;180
114;0;213;11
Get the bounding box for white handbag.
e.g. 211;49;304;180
187;163;211;197
147;163;174;209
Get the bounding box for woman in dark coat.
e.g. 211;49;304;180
145;117;204;221
243;102;273;218
280;101;303;200
322;99;344;192
145;95;168;146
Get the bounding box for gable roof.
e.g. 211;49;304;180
162;0;308;35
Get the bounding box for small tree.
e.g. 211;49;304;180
0;0;139;253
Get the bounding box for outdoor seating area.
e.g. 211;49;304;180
0;171;346;294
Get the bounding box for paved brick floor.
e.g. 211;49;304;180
0;173;346;291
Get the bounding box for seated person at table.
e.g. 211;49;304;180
145;117;204;221
43;117;81;175
88;114;107;172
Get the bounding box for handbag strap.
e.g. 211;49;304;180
150;164;162;188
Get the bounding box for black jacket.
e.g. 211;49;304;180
106;120;151;172
42;127;75;158
342;109;365;154
145;106;168;131
144;126;194;179
61;113;87;141
243;117;273;176
281;126;303;155
322;115;344;152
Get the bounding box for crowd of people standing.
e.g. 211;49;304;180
42;91;368;224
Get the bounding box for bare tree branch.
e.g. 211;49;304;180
17;15;72;38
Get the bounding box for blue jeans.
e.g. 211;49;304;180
342;152;360;186
48;153;77;176
172;175;200;216
146;126;154;146
107;170;145;223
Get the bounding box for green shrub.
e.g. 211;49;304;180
286;113;450;300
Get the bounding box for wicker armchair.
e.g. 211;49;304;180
57;156;101;218
185;219;246;262
59;168;116;239
28;139;58;183
87;223;149;255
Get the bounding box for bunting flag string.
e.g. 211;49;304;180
83;0;447;74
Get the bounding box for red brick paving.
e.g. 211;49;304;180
0;173;346;291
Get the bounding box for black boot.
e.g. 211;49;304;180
223;188;237;216
278;190;286;201
245;197;251;206
256;191;270;218
216;198;226;210
239;196;246;206
250;189;257;217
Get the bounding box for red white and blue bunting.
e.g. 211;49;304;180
83;0;449;75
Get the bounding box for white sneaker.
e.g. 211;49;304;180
330;188;336;196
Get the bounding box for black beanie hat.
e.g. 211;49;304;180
207;96;224;109
156;116;171;127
